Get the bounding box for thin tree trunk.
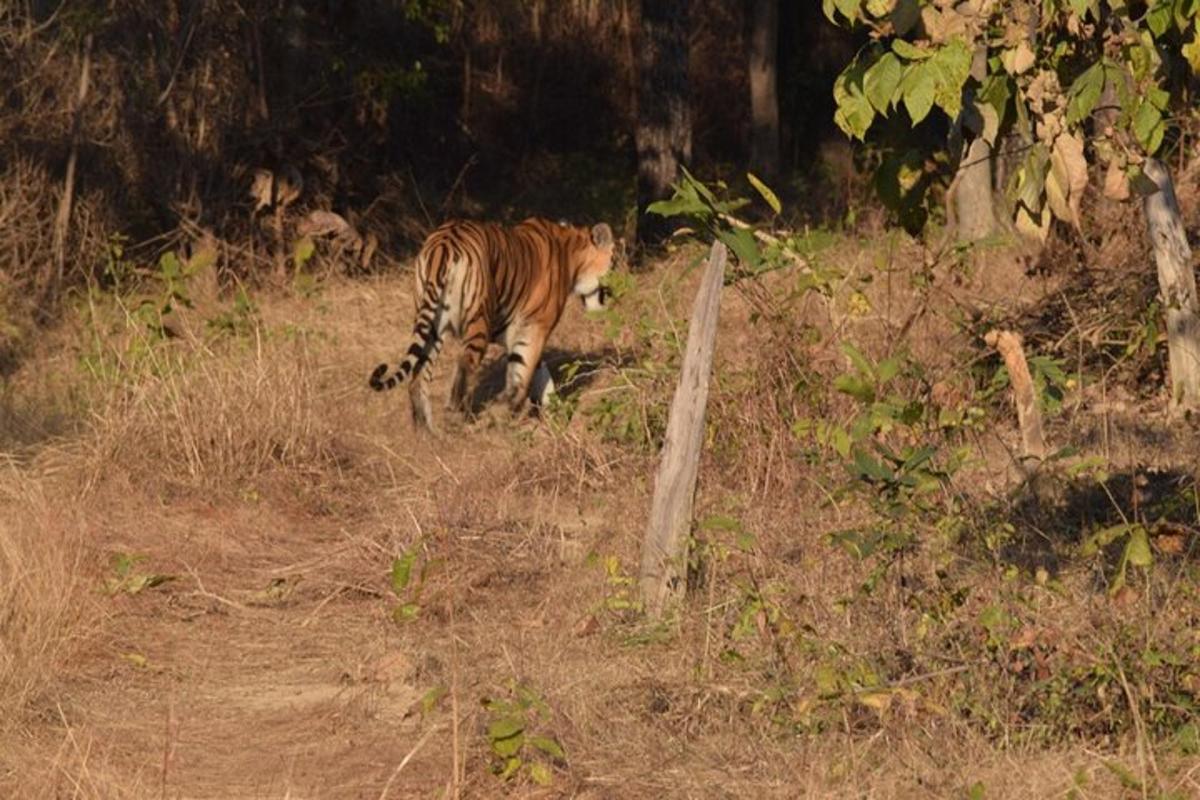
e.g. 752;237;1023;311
748;0;780;182
635;0;691;249
47;32;92;302
952;135;995;241
1143;158;1200;409
639;242;726;619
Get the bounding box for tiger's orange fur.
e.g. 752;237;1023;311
369;218;616;430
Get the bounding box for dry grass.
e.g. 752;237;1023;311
82;333;344;495
0;230;1199;797
0;467;88;729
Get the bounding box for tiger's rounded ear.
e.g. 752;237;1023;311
591;223;614;247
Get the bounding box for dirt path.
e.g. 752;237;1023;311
40;278;640;799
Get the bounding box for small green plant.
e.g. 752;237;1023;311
592;553;642;616
389;545;437;622
796;343;967;594
482;682;566;786
1081;521;1153;595
104;553;172;596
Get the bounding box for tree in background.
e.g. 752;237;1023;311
636;0;692;249
826;0;1200;408
748;0;781;181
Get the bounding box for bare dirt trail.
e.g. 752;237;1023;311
39;277;653;799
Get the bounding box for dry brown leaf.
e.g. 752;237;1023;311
572;614;599;637
1050;131;1088;227
1103;158;1130;201
1010;626;1039;650
1154;534;1187;555
1002;41;1036;75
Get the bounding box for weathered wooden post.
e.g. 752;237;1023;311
1143;158;1200;410
639;241;726;619
984;330;1048;461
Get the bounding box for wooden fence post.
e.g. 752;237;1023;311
639;241;726;619
984;329;1047;460
1143;158;1200;410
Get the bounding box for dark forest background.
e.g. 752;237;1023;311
0;1;864;321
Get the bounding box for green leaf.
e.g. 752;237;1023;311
158;251;182;280
1132;100;1164;153
716;226;761;268
852;448;894;482
1015;143;1050;213
1124;525;1153;568
746;172;781;215
834;374;875;403
967;780;987;800
489;717;525;757
864;52;904;113
930;40;972;119
1184;30;1200;74
528;735;566;760
840;342;875;380
391;552;417;594
1146;1;1173;36
833;0;861;23
833;61;876;139
899;61;937;124
1082;523;1137;556
1066;62;1105;125
392;602;420;622
293;236;316;268
497;756;523;780
529;761;554;786
876;357;901;384
420;685;447;712
646;187;709;220
892;39;933;60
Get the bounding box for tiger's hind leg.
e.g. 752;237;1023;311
448;316;489;418
409;311;453;432
409;368;435;431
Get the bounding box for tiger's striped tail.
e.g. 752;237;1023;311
368;271;446;392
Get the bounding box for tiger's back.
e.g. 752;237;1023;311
369;217;616;430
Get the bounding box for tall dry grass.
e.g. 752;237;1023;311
0;465;89;735
71;324;352;496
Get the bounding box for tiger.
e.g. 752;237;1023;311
368;217;618;431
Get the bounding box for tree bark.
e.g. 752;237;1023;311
1143;158;1200;410
46;32;92;304
639;242;726;619
748;0;780;182
952;135;995;242
636;0;691;249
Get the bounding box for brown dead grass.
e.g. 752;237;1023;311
1;234;1199;798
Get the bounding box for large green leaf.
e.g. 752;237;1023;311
717;226;762;268
1065;62;1104;124
1132;99;1164;153
864;52;904;113
833;61;876;139
929;40;973;119
899;61;937;124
